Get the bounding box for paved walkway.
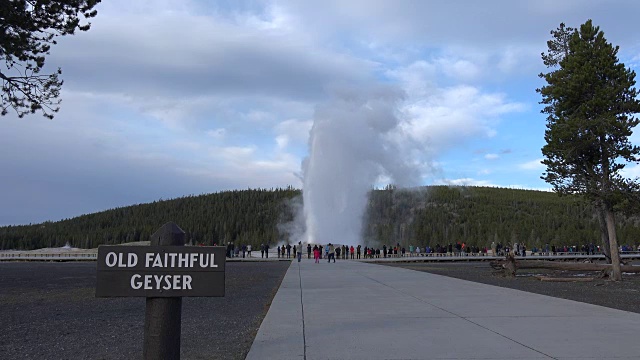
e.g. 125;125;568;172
247;259;640;360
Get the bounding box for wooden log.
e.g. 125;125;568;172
536;276;595;282
492;260;640;273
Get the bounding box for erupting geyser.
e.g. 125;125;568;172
301;86;419;246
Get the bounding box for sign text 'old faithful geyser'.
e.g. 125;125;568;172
96;246;225;297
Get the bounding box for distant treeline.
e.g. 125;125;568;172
363;186;640;249
1;186;639;250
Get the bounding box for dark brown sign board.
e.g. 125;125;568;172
96;245;225;297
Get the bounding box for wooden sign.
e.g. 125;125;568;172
96;245;225;297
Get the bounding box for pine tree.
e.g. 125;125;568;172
1;0;100;119
537;20;640;281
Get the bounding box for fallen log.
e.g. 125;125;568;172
516;260;640;273
536;276;595;282
490;260;640;273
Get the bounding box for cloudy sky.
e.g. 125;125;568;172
3;0;640;226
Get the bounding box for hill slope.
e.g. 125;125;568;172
1;186;639;250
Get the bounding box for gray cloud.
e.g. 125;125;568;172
49;9;374;103
281;0;640;49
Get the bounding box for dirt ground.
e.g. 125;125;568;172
0;261;289;360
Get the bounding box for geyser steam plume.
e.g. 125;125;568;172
301;86;419;246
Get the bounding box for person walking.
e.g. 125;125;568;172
247;244;252;257
293;245;297;259
328;243;336;263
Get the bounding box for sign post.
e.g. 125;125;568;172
96;222;225;360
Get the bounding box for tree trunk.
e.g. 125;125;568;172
603;207;622;281
597;207;612;263
503;252;516;277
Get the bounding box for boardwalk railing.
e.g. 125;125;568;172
0;252;98;261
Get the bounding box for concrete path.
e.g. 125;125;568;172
247;259;640;360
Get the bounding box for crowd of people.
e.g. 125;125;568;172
222;241;640;259
224;242;271;258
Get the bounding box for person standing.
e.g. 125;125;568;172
356;245;361;259
307;243;312;259
293;245;297;259
260;244;265;258
313;245;320;263
277;245;281;259
247;244;252;257
242;244;246;258
328;243;336;263
265;243;269;258
350;246;355;259
297;246;302;262
286;244;291;258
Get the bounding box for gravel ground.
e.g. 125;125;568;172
383;260;640;314
0;261;290;360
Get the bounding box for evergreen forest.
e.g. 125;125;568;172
1;186;639;251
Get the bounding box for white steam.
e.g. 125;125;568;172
301;86;421;246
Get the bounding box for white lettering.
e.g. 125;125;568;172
145;253;153;267
199;253;209;268
105;252;118;267
190;253;198;267
131;274;142;289
178;253;189;267
210;253;218;268
127;253;138;267
144;275;152;289
128;274;196;290
152;254;163;268
183;275;192;289
117;253;126;267
169;253;177;267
